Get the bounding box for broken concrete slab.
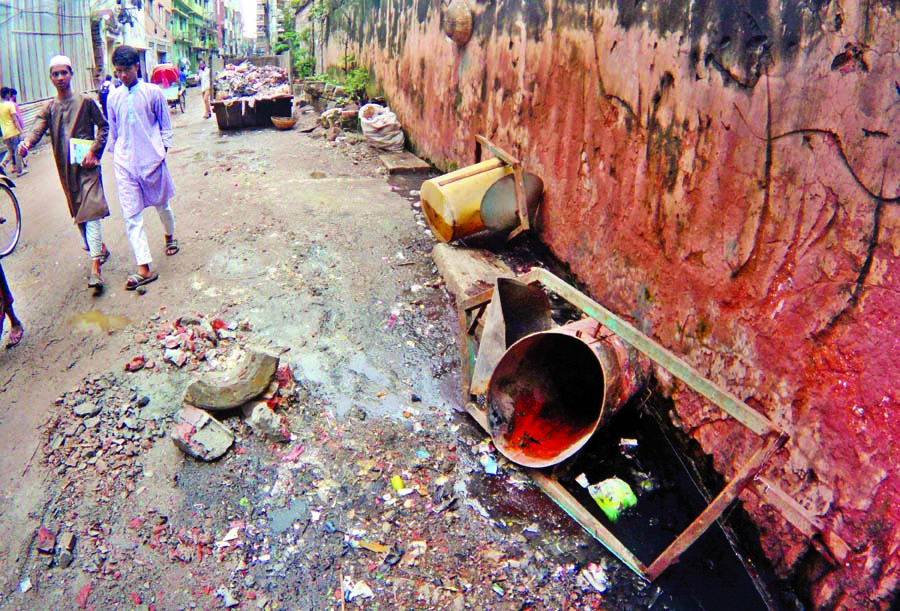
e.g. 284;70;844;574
431;243;514;299
164;348;188;368
379;150;431;174
183;350;279;411
242;401;291;442
57;532;75;568
176;315;218;345
171;406;234;461
73;402;101;417
36;526;56;554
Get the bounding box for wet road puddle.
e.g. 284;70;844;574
68;311;132;334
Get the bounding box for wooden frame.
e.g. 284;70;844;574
459;268;849;580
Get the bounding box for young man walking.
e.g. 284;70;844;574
107;45;179;291
18;56;111;289
0;87;26;177
199;59;211;119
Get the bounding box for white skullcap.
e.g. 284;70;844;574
49;55;72;71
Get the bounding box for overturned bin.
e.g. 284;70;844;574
487;317;652;468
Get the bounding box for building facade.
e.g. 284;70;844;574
171;0;218;70
145;0;174;70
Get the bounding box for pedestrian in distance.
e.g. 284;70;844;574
199;59;211;119
0;263;24;349
0;87;26;177
98;75;113;117
9;88;26;169
107;45;180;291
18;55;112;290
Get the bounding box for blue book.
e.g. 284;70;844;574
68;137;93;165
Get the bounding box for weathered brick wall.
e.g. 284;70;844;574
321;1;900;607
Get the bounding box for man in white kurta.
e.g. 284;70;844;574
107;45;180;290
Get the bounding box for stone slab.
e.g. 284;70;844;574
431;243;514;301
183;350;279;411
378;151;432;174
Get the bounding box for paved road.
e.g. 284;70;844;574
0;94;460;590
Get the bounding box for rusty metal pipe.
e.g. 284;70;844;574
487;318;651;468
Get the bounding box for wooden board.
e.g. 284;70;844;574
378;151;432;174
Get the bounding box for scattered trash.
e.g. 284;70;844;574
587;477;638;522
355;540;390;554
280;444;305;462
579;561;609;593
390;475;405;491
480;453;499;475
216;585;240;608
342;577;375;601
76;582;93;608
18;578;31;593
620;438;639;450
213;62;289;101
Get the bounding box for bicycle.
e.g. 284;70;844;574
0;165;22;258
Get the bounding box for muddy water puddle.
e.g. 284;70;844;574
68;310;132;333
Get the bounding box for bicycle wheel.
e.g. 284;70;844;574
179;92;186;113
0;184;22;258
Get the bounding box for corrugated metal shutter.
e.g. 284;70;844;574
0;0;97;105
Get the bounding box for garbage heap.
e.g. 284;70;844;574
214;62;290;101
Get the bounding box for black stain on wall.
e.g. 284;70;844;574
416;0;430;24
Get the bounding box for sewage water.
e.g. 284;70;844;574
68;311;132;334
559;399;776;610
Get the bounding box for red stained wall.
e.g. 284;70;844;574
322;1;900;607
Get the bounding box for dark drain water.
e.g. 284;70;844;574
557;399;775;611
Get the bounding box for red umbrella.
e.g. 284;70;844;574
150;63;180;88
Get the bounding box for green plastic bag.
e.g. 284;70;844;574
588;477;637;522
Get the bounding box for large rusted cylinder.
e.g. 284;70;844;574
487;318;651;468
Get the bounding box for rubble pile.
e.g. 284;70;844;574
214;62;290;101
46;373;166;482
23;308;656;610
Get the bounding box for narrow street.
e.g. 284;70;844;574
0;94;634;610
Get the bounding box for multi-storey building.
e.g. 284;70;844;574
92;0;150;80
170;0;217;70
145;0;174;70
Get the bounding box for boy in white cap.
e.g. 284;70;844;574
19;55;111;290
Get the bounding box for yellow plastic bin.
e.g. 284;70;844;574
420;159;512;242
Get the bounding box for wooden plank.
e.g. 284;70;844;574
378;151;432;174
432;244;513;300
644;433;786;580
475;135;521;166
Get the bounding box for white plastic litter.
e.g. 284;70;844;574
358;103;405;152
